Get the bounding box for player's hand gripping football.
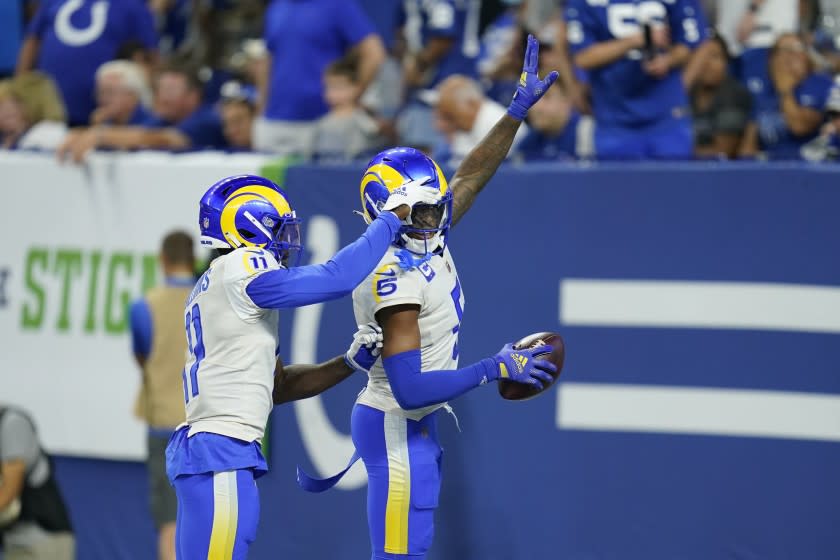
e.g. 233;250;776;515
344;322;384;373
507;34;560;121
492;343;557;389
381;176;440;222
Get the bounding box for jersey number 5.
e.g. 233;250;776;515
450;278;464;360
182;303;205;403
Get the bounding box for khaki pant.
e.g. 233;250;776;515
252;116;315;157
5;532;75;560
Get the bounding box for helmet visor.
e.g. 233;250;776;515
410;202;447;232
272;218;302;267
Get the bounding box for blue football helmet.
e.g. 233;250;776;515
359;147;452;255
199;174;302;266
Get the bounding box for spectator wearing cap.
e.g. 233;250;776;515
90;60;154;126
56;65;227;163
16;0;158;127
219;81;257;151
432;74;528;167
307;54;385;162
690;34;753;158
0;404;75;560
740;32;833;159
255;0;386;156
0;72;68;151
396;0;482;152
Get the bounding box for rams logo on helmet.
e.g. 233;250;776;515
358;147;453;256
199;175;302;265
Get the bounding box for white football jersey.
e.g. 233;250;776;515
353;245;464;421
181;248;281;442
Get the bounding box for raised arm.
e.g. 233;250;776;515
450;35;558;226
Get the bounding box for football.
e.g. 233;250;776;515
498;331;565;401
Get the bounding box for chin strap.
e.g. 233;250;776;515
394;248;432;271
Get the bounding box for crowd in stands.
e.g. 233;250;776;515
2;0;840;164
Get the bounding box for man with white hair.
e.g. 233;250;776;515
432;74;528;167
90;60;154;126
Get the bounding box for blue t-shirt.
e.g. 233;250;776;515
0;0;25;75
263;0;376;121
158;0;190;54
356;0;402;50
27;0;158;125
736;47;771;98
399;0;480;88
565;0;707;127
517;113;583;162
751;73;833;160
145;105;228;150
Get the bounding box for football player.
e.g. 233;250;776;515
300;35;560;559
165;174;438;559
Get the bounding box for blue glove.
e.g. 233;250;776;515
492;343;556;389
507;34;560;121
344;322;383;372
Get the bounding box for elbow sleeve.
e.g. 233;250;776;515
383;349;498;410
384;349;422;409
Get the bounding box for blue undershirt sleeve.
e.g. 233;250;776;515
245;212;402;309
129;298;153;358
383;349;499;410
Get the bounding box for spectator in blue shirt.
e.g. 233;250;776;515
515;80;595;161
740;32;833;159
565;0;708;159
56;65;227;163
397;0;482;151
90;60;154;126
16;0;158;126
149;0;191;57
255;0;385;156
0;1;37;79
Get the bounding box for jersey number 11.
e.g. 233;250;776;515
182;303;205;403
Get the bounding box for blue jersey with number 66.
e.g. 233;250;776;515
352;245;464;421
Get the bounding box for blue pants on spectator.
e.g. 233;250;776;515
173;469;259;560
352;404;442;560
596;114;693;160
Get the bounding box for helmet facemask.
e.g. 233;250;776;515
267;215;302;267
399;192;453;256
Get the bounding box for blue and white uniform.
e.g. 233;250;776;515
166;209;402;560
351;245;464;558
